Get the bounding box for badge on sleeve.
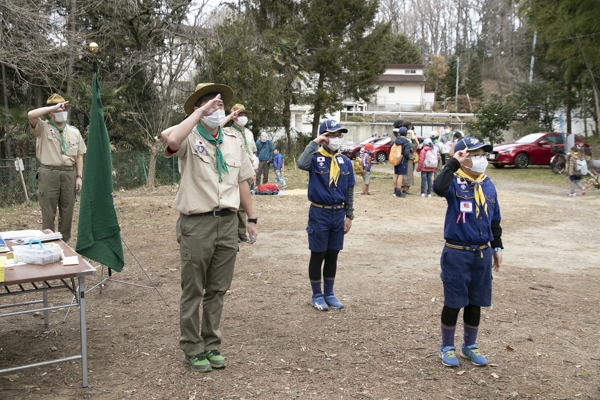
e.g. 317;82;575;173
195;139;205;154
460;201;473;213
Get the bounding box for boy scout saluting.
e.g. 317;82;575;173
162;83;258;372
28;94;87;242
433;137;503;368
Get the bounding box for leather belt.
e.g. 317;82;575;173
311;202;345;210
198;209;233;217
42;164;75;171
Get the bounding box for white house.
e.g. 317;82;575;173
371;64;428;112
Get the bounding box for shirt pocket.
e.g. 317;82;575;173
455;190;474;200
66;136;80;156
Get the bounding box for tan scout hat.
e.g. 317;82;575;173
47;93;66;105
184;83;233;116
231;103;252;116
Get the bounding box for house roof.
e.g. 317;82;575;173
375;74;426;84
388;64;425;69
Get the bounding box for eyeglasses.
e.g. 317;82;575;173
327;133;344;138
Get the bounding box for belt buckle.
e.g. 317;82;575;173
212;210;221;217
469;244;478;252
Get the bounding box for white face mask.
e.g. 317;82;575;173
53;111;68;123
444;128;451;134
467;156;488;174
327;137;343;152
202;109;225;129
260;134;267;143
237;116;248;127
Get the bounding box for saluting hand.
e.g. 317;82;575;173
453;149;468;163
314;133;330;146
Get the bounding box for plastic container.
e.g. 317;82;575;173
13;242;62;265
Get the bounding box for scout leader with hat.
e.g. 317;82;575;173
221;103;258;242
27;93;87;242
433;137;503;368
297;119;355;311
162;83;258;373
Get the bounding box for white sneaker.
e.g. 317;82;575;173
420;193;426;197
427;194;432;198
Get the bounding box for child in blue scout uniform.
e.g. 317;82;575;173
433;137;503;368
297;119;355;311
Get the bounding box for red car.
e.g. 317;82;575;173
371;136;427;163
340;136;382;159
488;132;589;169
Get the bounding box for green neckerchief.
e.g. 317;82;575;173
195;123;228;182
232;124;251;155
48;120;67;154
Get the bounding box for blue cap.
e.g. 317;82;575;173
453;136;492;153
422;138;433;146
319;119;348;135
398;127;408;136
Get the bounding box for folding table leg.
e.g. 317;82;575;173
78;276;88;388
43;281;49;327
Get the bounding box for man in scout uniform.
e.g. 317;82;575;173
222;103;257;242
27;94;87;242
433;137;503;368
297;119;355;311
162;83;258;373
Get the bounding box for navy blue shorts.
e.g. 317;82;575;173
440;246;493;308
306;205;345;252
394;161;408;175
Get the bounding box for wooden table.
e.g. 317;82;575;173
0;238;96;387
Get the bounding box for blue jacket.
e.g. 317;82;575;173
273;153;283;170
255;139;274;162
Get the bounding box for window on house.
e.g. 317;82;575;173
405;70;417;74
389;86;395;93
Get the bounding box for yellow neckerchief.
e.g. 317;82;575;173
455;168;488;218
317;146;340;187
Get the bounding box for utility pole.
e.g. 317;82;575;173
529;31;537;84
455;57;460;111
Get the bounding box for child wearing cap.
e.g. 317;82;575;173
361;143;374;195
566;146;586;197
297;119;355;311
433;137;503;368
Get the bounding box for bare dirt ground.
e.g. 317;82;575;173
1;166;600;400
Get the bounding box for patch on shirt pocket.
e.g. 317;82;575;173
181;251;192;261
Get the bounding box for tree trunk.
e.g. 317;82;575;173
67;0;76;96
146;140;162;188
311;73;325;138
283;93;292;155
1;62;12;158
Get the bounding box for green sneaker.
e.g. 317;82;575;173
206;349;226;369
186;353;212;372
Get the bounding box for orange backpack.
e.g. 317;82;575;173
388;144;403;166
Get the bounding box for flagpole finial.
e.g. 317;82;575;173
88;42;99;54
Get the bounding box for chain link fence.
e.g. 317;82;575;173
0;152;181;208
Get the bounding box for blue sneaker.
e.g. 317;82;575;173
311;294;329;311
439;346;460;367
324;294;344;309
460;344;488;366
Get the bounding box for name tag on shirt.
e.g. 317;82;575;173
337;157;344;164
460;201;473;213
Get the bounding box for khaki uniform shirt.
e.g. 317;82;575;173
33;119;87;166
224;126;256;161
167;128;254;215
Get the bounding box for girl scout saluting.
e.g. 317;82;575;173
433;137;503;368
297;120;355;311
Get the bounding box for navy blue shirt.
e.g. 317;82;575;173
297;141;356;217
434;159;502;246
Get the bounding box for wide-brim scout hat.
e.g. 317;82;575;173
318;119;348;135
231;103;252;116
184;83;234;116
47;93;66;105
454;136;493;153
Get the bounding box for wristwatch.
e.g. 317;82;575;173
493;247;502;252
346;215;354;220
247;218;258;224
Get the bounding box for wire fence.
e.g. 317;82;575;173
0;152;181;208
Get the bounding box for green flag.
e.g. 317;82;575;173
76;73;124;271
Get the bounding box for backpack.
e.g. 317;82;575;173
424;148;438;169
576;159;588;177
388;144;403;166
353;156;364;175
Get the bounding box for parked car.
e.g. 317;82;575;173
488;132;589;169
340;136;382;159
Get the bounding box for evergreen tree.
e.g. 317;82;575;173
465;54;483;99
388;34;422;64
